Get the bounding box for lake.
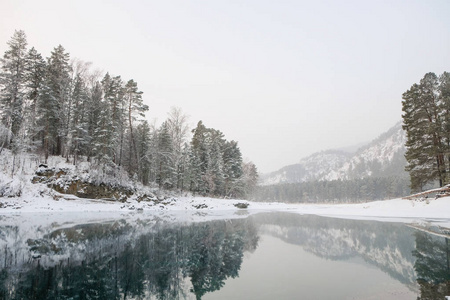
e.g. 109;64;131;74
0;211;449;299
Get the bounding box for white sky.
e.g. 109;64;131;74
1;0;450;173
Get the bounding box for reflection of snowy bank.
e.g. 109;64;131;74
256;213;418;290
0;216;258;300
0;208;448;299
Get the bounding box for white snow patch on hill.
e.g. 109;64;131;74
261;122;407;185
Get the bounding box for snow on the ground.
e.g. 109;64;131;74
0;150;449;227
1;191;449;228
286;198;450;225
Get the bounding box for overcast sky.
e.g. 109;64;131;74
2;0;450;173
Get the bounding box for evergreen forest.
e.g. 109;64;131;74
0;30;258;198
252;176;410;203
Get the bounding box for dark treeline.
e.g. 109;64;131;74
0;30;258;198
0;219;259;300
252;176;410;203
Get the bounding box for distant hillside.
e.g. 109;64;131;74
261;150;351;185
261;122;407;186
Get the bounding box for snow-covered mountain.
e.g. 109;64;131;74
261;150;352;185
261;122;407;185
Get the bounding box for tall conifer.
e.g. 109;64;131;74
0;30;28;142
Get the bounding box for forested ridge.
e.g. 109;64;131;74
255;123;410;203
253;176;410;203
0;30;258;198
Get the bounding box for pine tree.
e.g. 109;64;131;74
402;72;447;191
36;78;59;162
69;73;90;165
439;72;450;183
123;79;148;175
190;121;209;194
23;47;46;147
101;73;125;165
185;145;202;194
62;59;94;163
147;122;159;184
86;82;103;161
223;140;243;197
135;121;152;184
206;129;225;196
45;45;72;157
0;30;28;144
179;142;190;191
156;121;175;189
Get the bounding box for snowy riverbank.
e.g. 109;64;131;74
1;151;449;227
1;191;449;227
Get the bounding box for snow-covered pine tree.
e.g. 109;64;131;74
189;121;209;194
36;77;59;162
206;129;225;196
179;142;190;192
0;30;28;145
146;122;159;184
23;47;46;148
123;79;148;175
46;45;72;156
85;81;103;161
101;73;125;165
135;120;152;184
439;72;450;184
69;73;90;165
222;140;243;197
156;121;175;189
64;60;95;164
402;72;446;191
185;145;202;195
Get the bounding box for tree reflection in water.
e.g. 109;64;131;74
0;218;258;300
1;212;450;300
413;231;450;300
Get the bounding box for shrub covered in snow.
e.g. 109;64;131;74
0;176;24;197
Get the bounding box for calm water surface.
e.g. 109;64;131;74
0;212;449;299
